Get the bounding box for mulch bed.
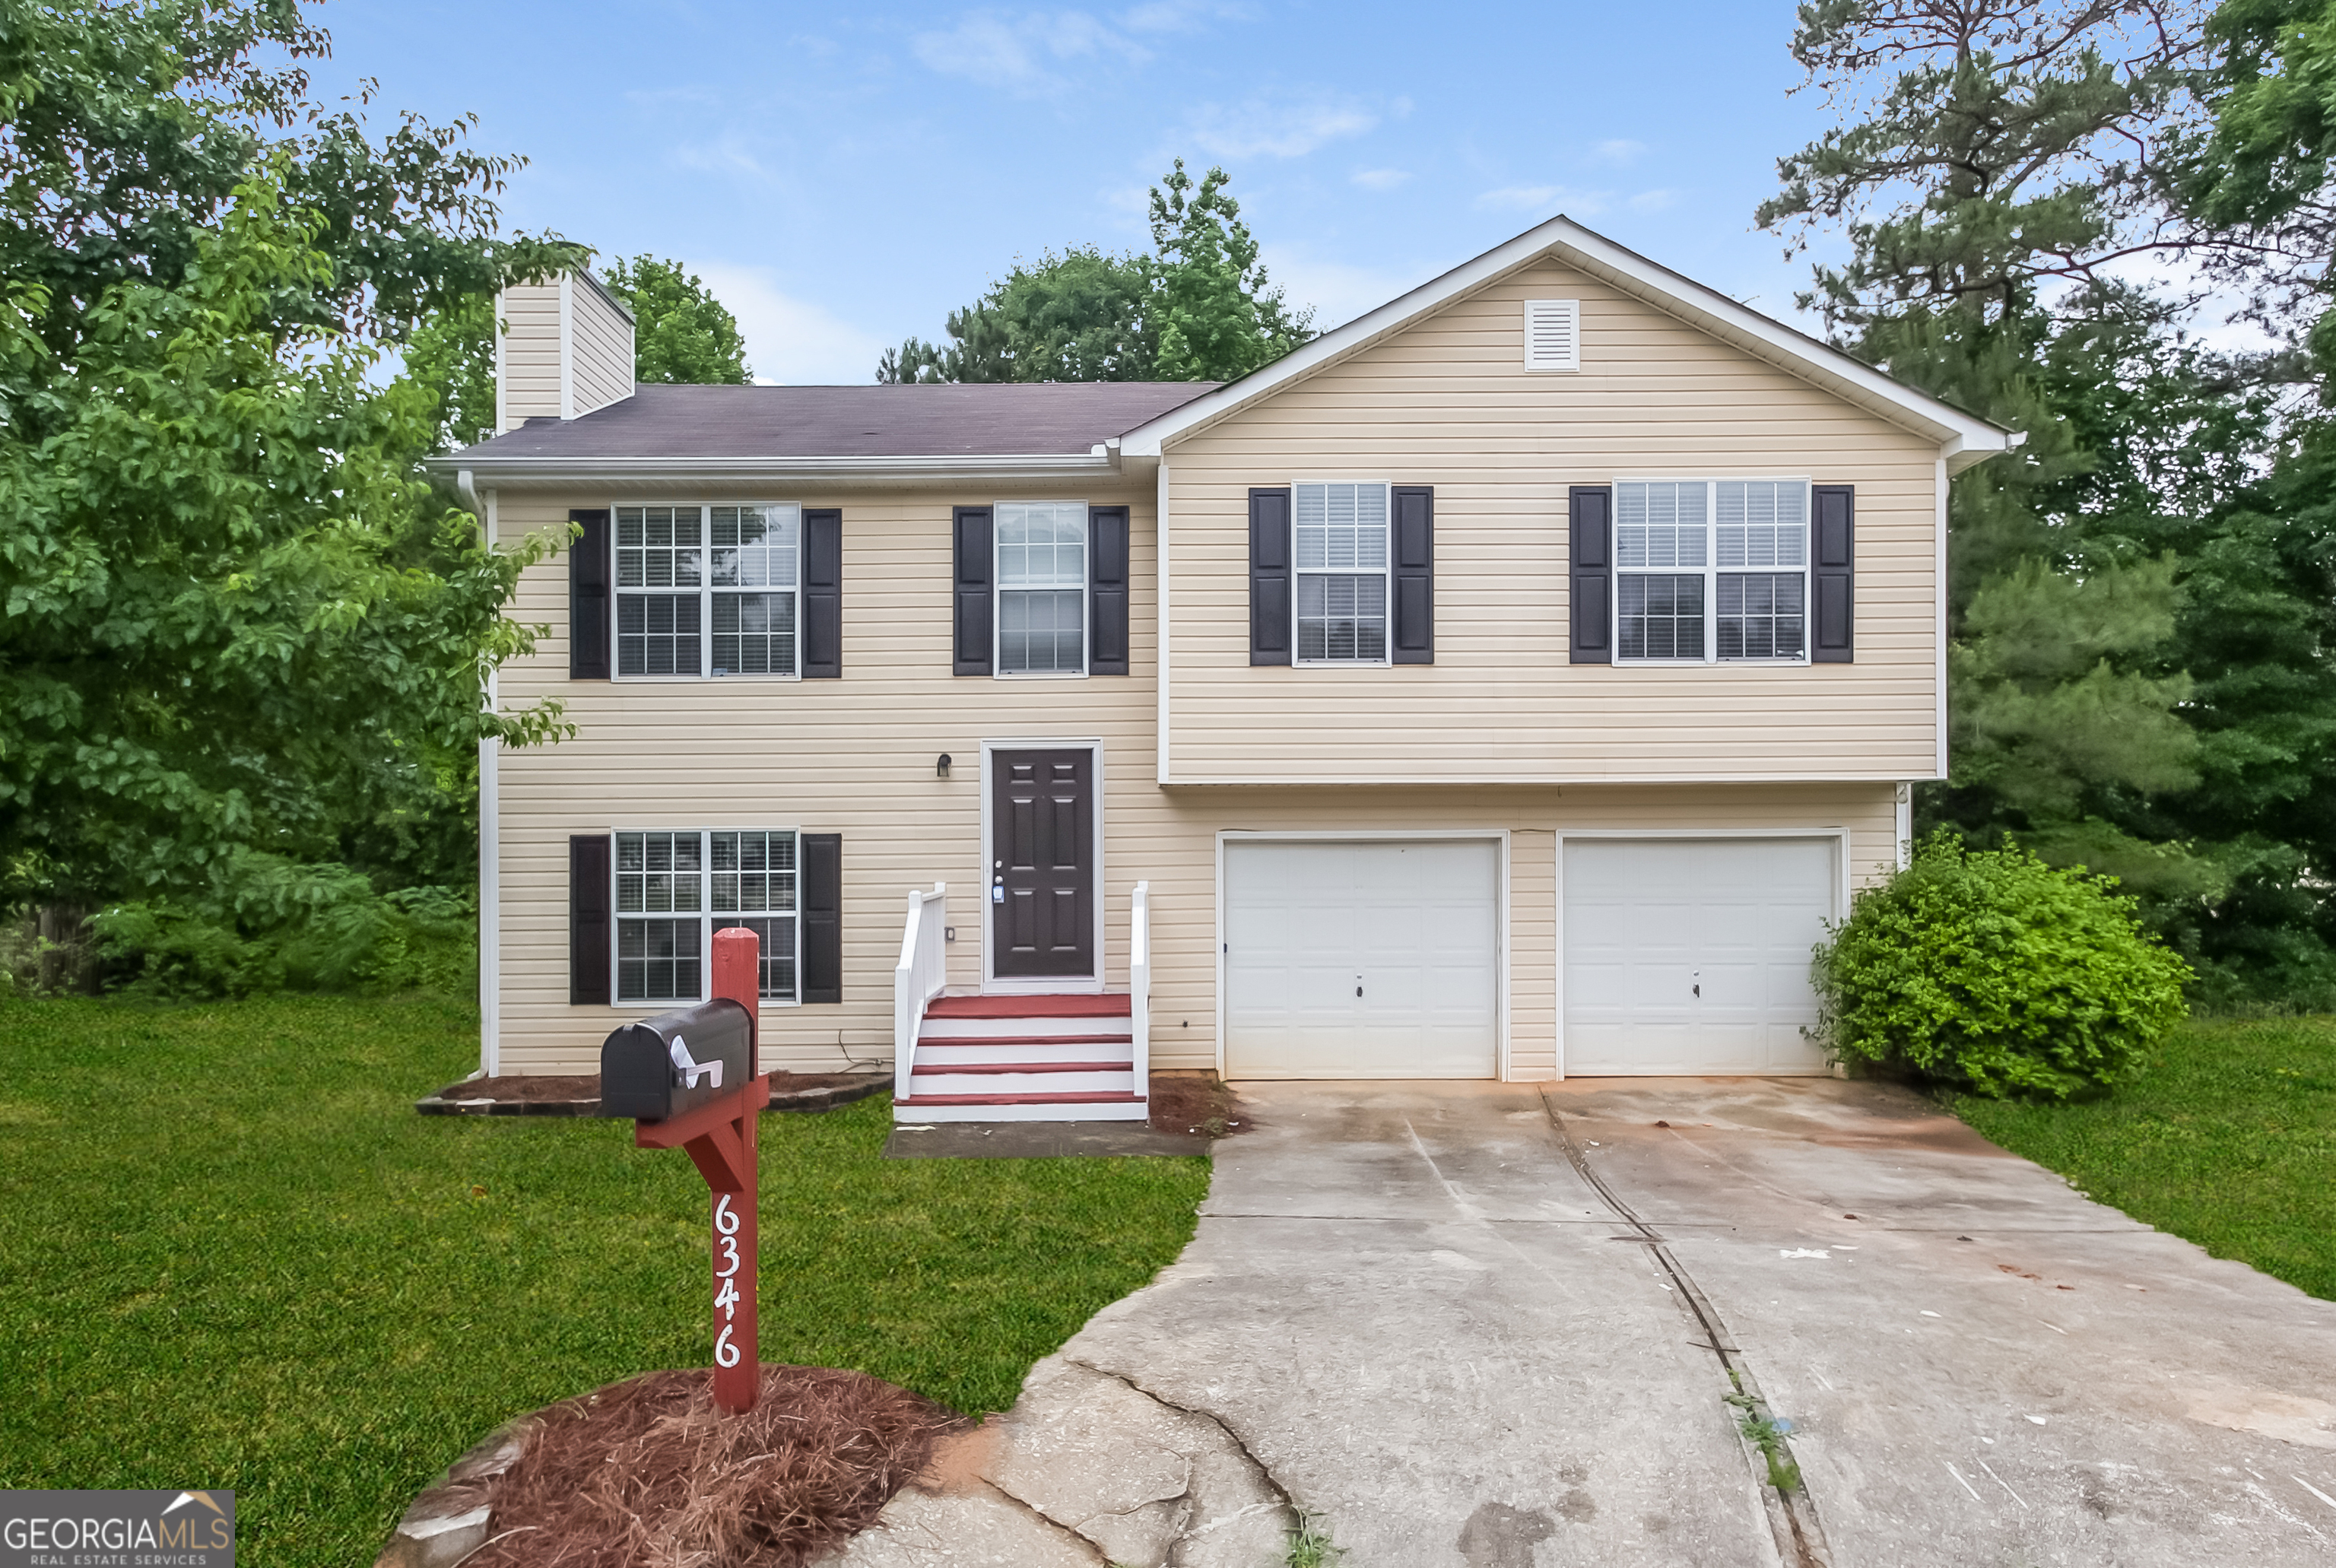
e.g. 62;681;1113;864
468;1365;965;1568
1148;1070;1249;1138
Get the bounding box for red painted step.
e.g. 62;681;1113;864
923;994;1132;1019
912;1059;1130;1076
913;1033;1132;1048
893;1090;1144;1107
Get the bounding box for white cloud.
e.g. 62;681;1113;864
911;10;1149;96
1627;188;1677;213
671;134;770;179
1258;246;1425;333
1116;0;1248;31
1352;167;1412;191
1185;94;1376;159
1594;138;1647;163
691;262;890;386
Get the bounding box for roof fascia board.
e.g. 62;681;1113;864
430;451;1142;490
1116;214;2013;462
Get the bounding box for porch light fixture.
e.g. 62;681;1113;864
936;753;952;778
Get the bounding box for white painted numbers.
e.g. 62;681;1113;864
713;1194;743;1366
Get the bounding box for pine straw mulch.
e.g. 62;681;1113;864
468;1364;967;1568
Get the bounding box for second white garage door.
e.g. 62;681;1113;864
1563;836;1837;1075
1224;839;1500;1078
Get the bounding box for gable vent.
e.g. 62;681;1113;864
1524;299;1581;372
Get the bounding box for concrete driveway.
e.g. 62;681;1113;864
833;1079;2336;1566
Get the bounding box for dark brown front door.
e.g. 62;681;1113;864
991;748;1095;979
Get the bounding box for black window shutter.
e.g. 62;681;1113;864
1812;484;1855;663
1568;486;1612;665
952;506;993;675
569;834;611;1005
1391;485;1434;664
801;833;843;1003
1089;505;1131;675
570;509;611;680
802;508;842;678
1249;487;1291;665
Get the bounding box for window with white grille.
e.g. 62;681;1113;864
615;504;801;678
1615;479;1809;663
1294;481;1389;664
614;829;799;1003
995;500;1088;676
1524;300;1581;372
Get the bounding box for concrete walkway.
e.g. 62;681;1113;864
827;1079;2336;1566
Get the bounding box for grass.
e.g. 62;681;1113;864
1949;1014;2336;1301
0;994;1209;1566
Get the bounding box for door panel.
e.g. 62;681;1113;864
1563;837;1834;1074
990;749;1095;979
1225;840;1499;1078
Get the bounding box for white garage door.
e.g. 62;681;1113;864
1563;837;1836;1075
1224;840;1500;1078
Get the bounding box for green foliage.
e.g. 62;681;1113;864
878;160;1312;384
0;995;1209;1566
0;0;577;938
88;871;477;998
400;291;497;452
883;246;1154;383
603;255;751;384
1951;1012;2336;1300
1813;833;2193;1099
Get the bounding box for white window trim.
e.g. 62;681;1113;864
1611;475;1815;668
992;499;1091;681
1290;478;1394;669
611;501;805;684
608;826;806;1010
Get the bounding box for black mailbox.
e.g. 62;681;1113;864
599;998;757;1122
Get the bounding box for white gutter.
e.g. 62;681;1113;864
478;484;501;1079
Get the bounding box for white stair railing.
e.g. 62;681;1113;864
1130;881;1151;1099
892;883;947;1101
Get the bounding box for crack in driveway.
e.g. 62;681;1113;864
1540;1087;1835;1568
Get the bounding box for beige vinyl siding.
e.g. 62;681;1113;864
567;273;636;417
1162;258;1941;783
488;485;1895;1076
496;281;564;430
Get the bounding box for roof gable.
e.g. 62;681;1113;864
1116;215;2014;474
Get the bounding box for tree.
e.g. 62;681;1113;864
1147;160;1312;381
0;0;572;944
876;160;1312;383
402;291;496;451
603;255;751;384
1763;1;2336;1001
881;246;1154;383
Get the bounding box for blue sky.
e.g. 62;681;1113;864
303;1;1849;382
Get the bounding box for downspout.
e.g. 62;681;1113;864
459;468;500;1081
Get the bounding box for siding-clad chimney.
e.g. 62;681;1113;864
494;271;636;432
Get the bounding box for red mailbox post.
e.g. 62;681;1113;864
630;926;768;1414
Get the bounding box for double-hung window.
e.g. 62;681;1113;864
996;501;1087;676
616;504;801;678
1294;481;1389;664
614;829;799;1004
1615;479;1809;663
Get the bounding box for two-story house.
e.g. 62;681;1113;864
438;215;2011;1121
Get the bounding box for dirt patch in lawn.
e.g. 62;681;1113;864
470;1364;965;1568
1149;1070;1249;1138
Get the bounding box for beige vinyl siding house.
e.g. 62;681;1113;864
441;217;2010;1118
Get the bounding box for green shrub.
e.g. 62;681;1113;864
1812;832;2192;1100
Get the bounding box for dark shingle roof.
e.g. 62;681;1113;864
455;382;1217;461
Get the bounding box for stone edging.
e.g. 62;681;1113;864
415;1074;891;1119
373;1420;530;1568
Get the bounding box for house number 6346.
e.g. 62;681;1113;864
713;1194;743;1367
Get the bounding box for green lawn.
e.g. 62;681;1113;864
0;995;1208;1566
1951;1014;2336;1301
